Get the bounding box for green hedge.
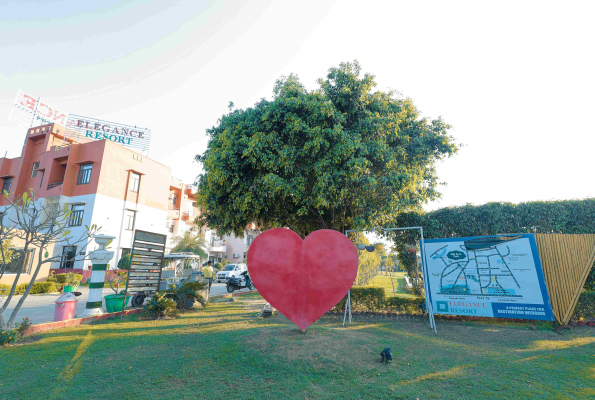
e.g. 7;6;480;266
332;287;425;314
0;282;59;295
394;198;595;289
572;291;595;321
396;199;595;238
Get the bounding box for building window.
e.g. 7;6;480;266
129;173;140;192
68;204;84;227
166;221;174;233
125;209;136;231
246;235;253;245
60;246;77;269
169;193;178;207
31;162;40;178
77;163;92;185
2;177;13;194
39;170;44;188
5;248;36;274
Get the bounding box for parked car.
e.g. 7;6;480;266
216;263;248;282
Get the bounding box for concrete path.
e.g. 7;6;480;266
1;282;256;325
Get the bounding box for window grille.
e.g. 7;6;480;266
77;164;92;185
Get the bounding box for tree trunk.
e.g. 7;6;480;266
7;241;47;327
0;235;30;328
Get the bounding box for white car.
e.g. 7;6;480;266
216;263;248;282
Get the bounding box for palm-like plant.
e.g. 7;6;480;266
170;231;207;258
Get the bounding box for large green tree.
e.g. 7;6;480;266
196;61;459;238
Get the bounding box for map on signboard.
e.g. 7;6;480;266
423;234;555;321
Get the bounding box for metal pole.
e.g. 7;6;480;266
419;227;437;332
342;227;437;332
343;230;352;327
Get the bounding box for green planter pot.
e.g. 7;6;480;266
63;285;75;292
104;294;131;313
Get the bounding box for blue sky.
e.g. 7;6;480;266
1;0;593;210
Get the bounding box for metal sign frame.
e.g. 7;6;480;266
344;227;437;333
423;233;555;322
66;114;151;155
8;90;152;156
9;90;68;128
122;230;167;310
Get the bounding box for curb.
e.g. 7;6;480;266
24;309;142;336
209;290;258;299
24;291;260;336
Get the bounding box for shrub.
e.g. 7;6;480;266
572;291;595;321
0;317;31;346
28;282;58;294
214;262;222;272
15;317;32;338
0;282;59;295
142;292;178;319
385;296;426;315
0;329;16;346
333;287;386;313
166;281;208;309
47;270;56;283
332;286;426;315
117;253;131;270
56;273;82;287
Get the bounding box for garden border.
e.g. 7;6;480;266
23;290;259;336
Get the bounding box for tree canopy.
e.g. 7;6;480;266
196;61;459;238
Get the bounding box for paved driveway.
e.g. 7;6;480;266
1;282;255;325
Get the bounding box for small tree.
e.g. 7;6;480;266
0;190;101;328
170;231;207;258
106;270;128;294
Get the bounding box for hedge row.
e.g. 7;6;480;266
0;282;59;295
331;287;595;322
331;287;426;314
393;198;595;289
572;291;595;321
395;198;595;238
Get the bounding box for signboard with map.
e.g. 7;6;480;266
423;234;555;321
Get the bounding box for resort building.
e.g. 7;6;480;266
0;123;202;277
0;122;259;283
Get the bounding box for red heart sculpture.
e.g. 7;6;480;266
247;228;358;331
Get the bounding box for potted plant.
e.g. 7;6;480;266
104;269;131;313
57;272;82;292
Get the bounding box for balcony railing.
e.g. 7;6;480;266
182;211;193;221
208;241;226;253
47;182;63;190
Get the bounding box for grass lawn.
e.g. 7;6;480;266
1;293;594;400
367;272;418;298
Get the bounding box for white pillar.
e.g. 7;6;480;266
80;235;115;317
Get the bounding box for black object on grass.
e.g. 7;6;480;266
380;346;393;363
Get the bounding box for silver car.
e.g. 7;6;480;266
216;263;248;282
